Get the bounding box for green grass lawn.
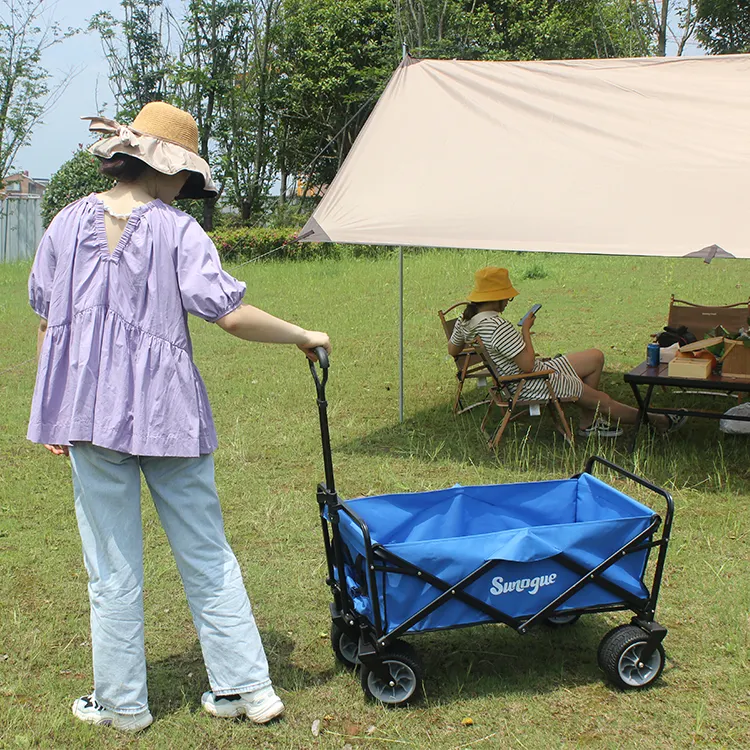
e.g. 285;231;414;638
0;250;748;749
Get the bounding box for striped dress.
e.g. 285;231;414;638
450;310;583;401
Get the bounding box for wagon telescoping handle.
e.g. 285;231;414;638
584;455;674;623
308;347;335;494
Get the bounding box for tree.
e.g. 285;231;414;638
41;149;113;227
277;0;650;196
391;0;496;58
172;0;255;227
388;0;652;61
279;0;398;190
89;0;175;120
696;0;750;53
636;0;699;56
472;0;651;59
225;0;284;221
0;0;77;179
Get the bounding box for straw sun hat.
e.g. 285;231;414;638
81;102;217;200
467;267;519;302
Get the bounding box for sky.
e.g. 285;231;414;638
14;0;123;179
15;1;705;180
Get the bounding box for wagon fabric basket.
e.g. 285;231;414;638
337;474;655;634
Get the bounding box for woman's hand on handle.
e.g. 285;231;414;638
297;330;331;362
216;304;331;361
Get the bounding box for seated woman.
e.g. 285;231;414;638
448;267;684;437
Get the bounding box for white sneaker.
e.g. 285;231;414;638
72;694;153;732
201;686;285;723
578;417;624;439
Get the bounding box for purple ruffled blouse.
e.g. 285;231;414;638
27;195;246;457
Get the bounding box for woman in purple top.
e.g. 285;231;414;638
28;102;330;732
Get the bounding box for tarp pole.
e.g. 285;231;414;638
398;37;408;422
399;246;404;423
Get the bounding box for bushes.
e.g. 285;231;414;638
208;226;393;263
208;227;327;261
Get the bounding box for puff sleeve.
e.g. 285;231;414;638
28;230;56;319
176;216;246;322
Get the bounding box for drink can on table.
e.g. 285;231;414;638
647;343;661;368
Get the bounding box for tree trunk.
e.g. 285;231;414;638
203;195;216;231
657;0;669;56
246;4;275;221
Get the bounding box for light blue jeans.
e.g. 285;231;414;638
69;442;271;714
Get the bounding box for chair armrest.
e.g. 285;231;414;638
498;369;554;383
453;345;475;356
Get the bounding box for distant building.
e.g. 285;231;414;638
4;171;49;197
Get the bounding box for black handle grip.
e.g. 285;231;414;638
313;346;329;369
308;347;329;395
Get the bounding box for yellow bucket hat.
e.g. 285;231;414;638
467;267;519;302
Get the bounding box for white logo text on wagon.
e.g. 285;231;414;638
489;573;557;596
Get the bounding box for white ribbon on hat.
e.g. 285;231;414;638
81;116;143;148
116;124;140;147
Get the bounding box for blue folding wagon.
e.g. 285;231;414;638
308;350;673;705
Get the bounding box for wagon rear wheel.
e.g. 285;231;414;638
543;613;580;627
360;641;423;706
331;622;359;669
599;625;665;689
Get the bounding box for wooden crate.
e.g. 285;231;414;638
722;340;750;380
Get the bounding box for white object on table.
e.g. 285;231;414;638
660;343;679;363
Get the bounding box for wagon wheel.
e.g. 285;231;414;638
360;641;423;706
543;613;580;628
599;625;665;690
331;622;359;669
597;624;632;671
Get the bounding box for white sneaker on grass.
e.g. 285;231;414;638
72;694;153;732
201;686;284;723
577;417;624;439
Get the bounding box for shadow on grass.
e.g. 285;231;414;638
412;614;641;700
336;371;750;491
148;628;334;718
144;618;668;711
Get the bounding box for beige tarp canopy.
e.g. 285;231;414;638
299;54;750;419
300;54;750;259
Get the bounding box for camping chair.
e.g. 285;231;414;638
471;336;574;450
665;295;750;339
438;303;491;414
